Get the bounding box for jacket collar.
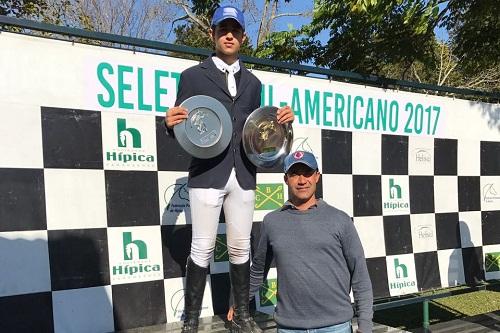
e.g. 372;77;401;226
200;56;251;101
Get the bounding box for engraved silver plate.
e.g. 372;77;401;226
174;95;232;158
242;106;293;168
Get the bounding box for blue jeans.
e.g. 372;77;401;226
278;321;352;333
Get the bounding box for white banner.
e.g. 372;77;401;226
0;32;498;141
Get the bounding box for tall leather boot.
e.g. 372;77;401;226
181;257;208;333
230;260;263;333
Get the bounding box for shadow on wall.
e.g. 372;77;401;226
161;176;192;227
0;233;114;333
457;221;485;286
161;175;240;319
472;100;500;132
161;176;192;277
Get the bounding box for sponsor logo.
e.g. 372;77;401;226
214;234;229;262
117;118;141;148
123;231;147;260
106;151;154;163
394;258;408;278
105;118;154;166
112;232;160;277
414;148;431;163
483;184;500;203
164;182;190;213
417;225;434;239
170;289;185;318
170;287;209;319
293;137;321;162
389;258;416;290
390;280;417;290
389;178;401;199
383;178;409;211
259;278;277;306
293;137;314;153
255;184;284;210
485;252;500;272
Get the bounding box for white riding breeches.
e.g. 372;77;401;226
188;169;255;267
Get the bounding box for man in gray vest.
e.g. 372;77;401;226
230;151;373;333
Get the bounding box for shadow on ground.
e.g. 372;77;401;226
374;301;463;331
374;284;500;331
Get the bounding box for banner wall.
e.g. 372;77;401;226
1;32;499;332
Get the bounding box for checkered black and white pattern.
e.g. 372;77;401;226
2;29;500;333
1;104;499;332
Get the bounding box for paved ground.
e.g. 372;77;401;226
118;313;411;333
116;311;500;332
410;310;500;333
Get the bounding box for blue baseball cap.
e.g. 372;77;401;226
284;151;319;173
211;6;245;31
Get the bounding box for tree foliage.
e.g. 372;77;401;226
168;0;305;57
292;0;440;74
0;0;47;18
173;22;254;58
260;0;498;92
1;0;497;92
0;0;74;24
442;0;499;74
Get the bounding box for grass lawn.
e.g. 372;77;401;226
373;283;500;330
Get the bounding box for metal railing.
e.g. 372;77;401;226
372;281;500;331
1;15;499;102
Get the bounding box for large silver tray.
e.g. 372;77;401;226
174;95;232;159
242;106;293;168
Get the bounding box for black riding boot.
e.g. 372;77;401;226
181;257;208;333
230;260;263;333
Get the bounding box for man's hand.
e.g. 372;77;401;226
227;306;234;321
165;106;188;129
277;105;294;124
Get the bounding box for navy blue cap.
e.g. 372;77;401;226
284;151;319;173
211;6;245;30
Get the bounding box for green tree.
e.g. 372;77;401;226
0;0;48;18
442;0;499;74
168;0;306;57
377;39;461;85
260;0;498;92
173;22;254;59
307;0;440;74
0;0;74;24
167;0;219;59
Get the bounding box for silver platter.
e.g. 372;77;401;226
174;95;232;159
242;106;293;168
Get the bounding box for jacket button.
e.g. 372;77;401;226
233;117;236;121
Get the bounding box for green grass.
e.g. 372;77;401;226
373;283;500;330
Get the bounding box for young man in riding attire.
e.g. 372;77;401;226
165;5;294;333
